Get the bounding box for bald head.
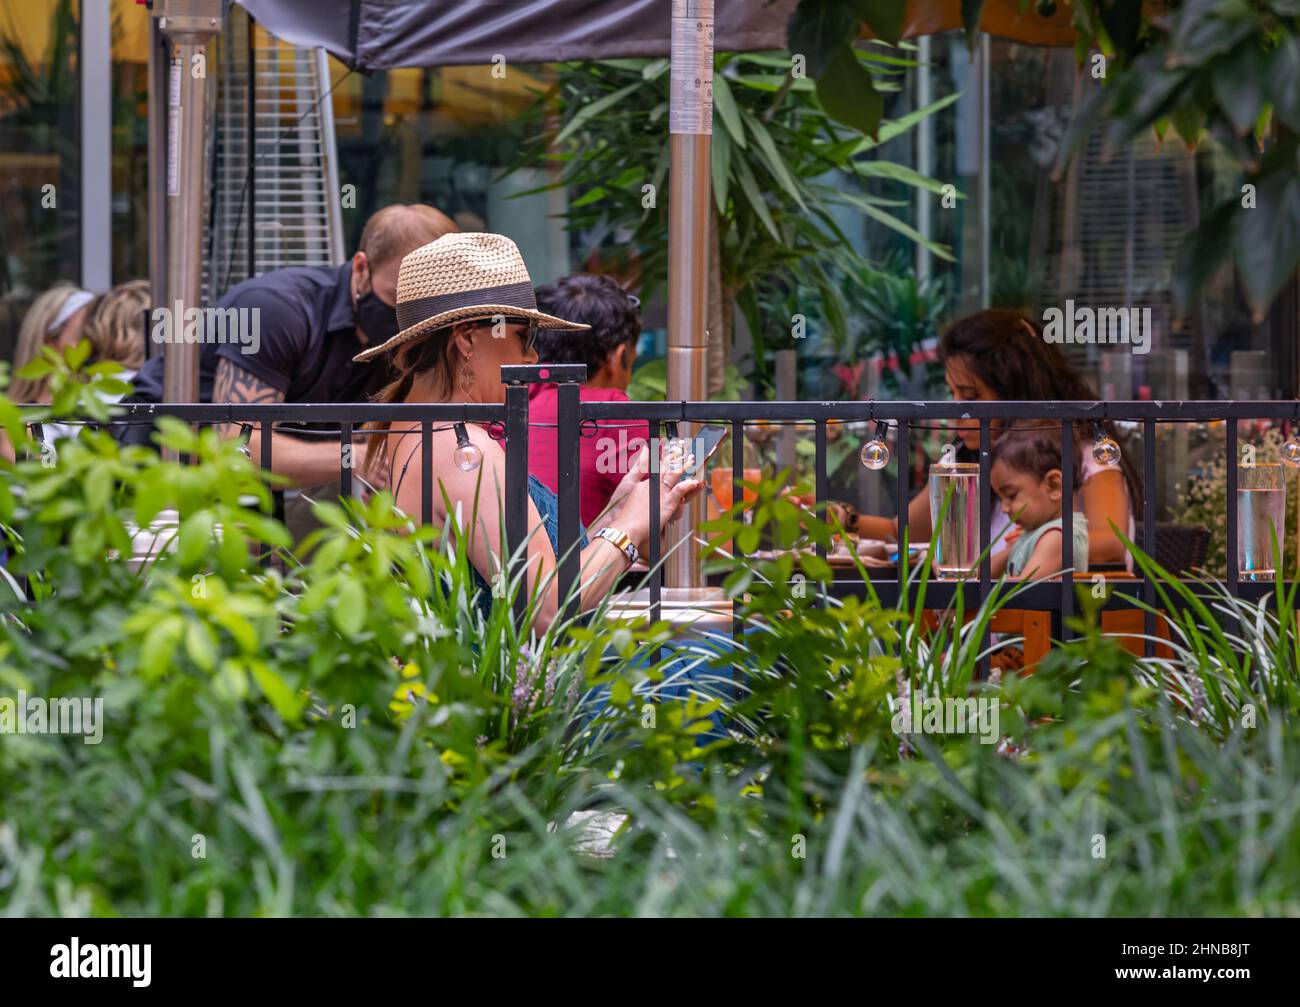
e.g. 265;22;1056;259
358;204;458;269
351;204;459;330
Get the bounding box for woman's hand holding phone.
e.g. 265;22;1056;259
607;443;704;555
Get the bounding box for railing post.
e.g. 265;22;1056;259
499;362;586;628
503;380;531;625
649;418;662;664
1143;419;1157;657
1226;420;1239;599
556;369;585;623
815;418;828;608
339;420;353;500
1060;419;1074;643
977;418;991;680
420;417;433;526
896;418;909;581
731;418;744;642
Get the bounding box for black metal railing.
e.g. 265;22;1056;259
47;369;1299;661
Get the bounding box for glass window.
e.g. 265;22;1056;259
0;0;82;362
109;0;150;286
327;61;571;283
803;33;1293;405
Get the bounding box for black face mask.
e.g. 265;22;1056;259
356;289;399;345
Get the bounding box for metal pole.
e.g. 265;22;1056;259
248;12;258;281
80;0;111;293
915;35;933;285
156;0;223;403
664;0;714;591
316;48;347;265
147;16;168;321
978;34;991;308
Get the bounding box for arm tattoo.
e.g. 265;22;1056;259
214;357;284;438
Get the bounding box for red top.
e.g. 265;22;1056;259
527;383;651;529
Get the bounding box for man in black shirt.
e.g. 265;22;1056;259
126;203;457;487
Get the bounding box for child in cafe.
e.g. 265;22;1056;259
989;425;1090;581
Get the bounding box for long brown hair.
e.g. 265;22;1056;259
364;324;461;474
940;309;1143;505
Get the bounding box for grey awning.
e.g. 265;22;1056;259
233;0;798;71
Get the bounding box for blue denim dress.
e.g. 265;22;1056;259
469;474;589;622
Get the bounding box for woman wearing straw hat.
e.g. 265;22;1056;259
360;233;703;631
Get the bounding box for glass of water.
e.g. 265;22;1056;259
1238;462;1286;582
929;462;980;580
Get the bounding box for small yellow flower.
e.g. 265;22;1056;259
389;675;437;719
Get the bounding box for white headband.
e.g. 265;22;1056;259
48;290;95;334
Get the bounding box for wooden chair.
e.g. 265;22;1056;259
931;568;1175;674
919;608;1053;673
988;609;1052;672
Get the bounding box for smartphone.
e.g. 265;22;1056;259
664;424;730;479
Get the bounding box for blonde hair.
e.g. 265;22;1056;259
10;284;84;403
83;279;150;371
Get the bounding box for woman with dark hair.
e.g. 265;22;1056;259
360;233;702;632
528;273;651;526
853;309;1141;568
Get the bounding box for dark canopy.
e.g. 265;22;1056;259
234;0;799;71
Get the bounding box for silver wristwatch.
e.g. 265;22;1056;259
595;526;639;566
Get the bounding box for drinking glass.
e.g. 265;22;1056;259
1238;462;1286;582
929;462;980;579
710;467;761;512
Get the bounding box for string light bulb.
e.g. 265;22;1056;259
452;422;482;472
1091;421;1121;468
860;421;891;471
1282;431;1300;468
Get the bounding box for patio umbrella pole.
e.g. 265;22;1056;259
664;0;714;593
156;0;223;405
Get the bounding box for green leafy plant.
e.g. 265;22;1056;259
5;360;1300;916
509;52;956;390
624;357;750;402
841;250;949;395
787;0;915;137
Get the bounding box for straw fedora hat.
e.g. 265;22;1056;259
353;232;588;362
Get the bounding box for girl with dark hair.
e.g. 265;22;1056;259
989;425;1090;580
853;309;1141;569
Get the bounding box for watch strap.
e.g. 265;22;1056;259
595;526;639;566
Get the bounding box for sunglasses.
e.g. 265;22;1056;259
475;316;539;353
